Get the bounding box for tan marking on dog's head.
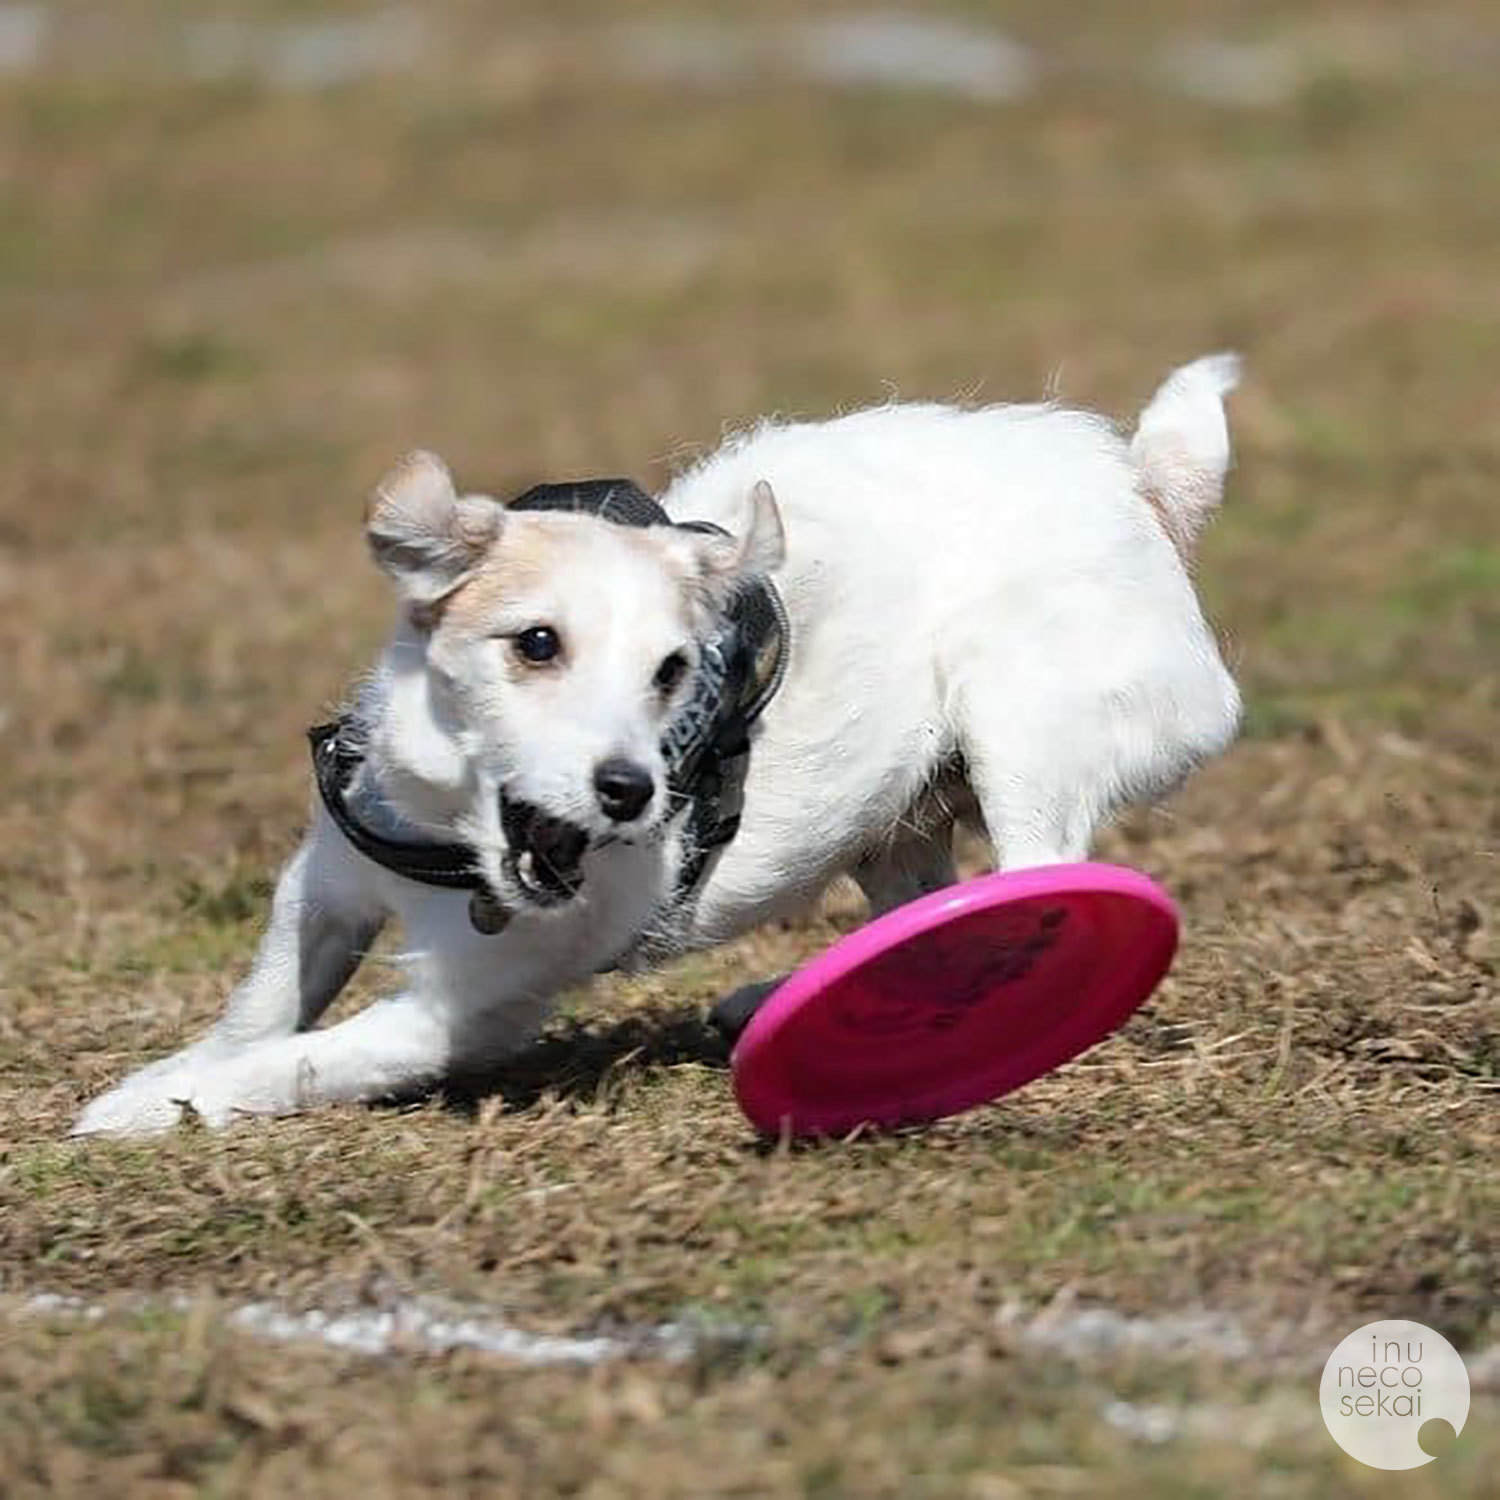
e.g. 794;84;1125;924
435;512;704;638
422;514;554;635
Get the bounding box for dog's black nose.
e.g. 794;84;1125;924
593;757;654;822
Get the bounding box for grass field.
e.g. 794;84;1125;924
1;2;1497;1495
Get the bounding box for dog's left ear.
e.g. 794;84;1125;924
686;480;786;598
366;451;502;608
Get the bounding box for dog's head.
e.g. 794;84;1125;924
365;452;784;910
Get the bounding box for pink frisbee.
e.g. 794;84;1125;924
731;863;1178;1137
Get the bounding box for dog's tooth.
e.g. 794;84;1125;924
518;851;537;887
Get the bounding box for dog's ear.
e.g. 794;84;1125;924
366;451;502;606
738;480;787;576
689;480;786;597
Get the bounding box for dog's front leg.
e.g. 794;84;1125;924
72;810;386;1136
73;891;570;1135
68;992;456;1136
212;812;388;1047
137;993;460;1130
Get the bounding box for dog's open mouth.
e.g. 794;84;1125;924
500;795;589;906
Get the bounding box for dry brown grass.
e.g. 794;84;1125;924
2;2;1498;1494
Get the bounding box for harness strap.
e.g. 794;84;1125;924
309;721;482;889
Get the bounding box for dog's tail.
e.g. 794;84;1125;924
1130;352;1241;561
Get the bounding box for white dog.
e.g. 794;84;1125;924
75;355;1242;1137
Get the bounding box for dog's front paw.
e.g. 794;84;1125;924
72;1079;191;1138
71;1068;234;1139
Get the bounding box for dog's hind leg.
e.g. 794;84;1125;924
953;688;1108;870
710;823;958;1042
852;825;958;916
709;977;784;1042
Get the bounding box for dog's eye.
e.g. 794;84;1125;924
513;626;561;665
654;650;689;692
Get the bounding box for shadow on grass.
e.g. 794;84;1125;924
438;1004;732;1116
429;1002;1097;1155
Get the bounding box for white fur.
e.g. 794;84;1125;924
74;356;1242;1137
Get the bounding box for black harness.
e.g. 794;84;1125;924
310;478;788;930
